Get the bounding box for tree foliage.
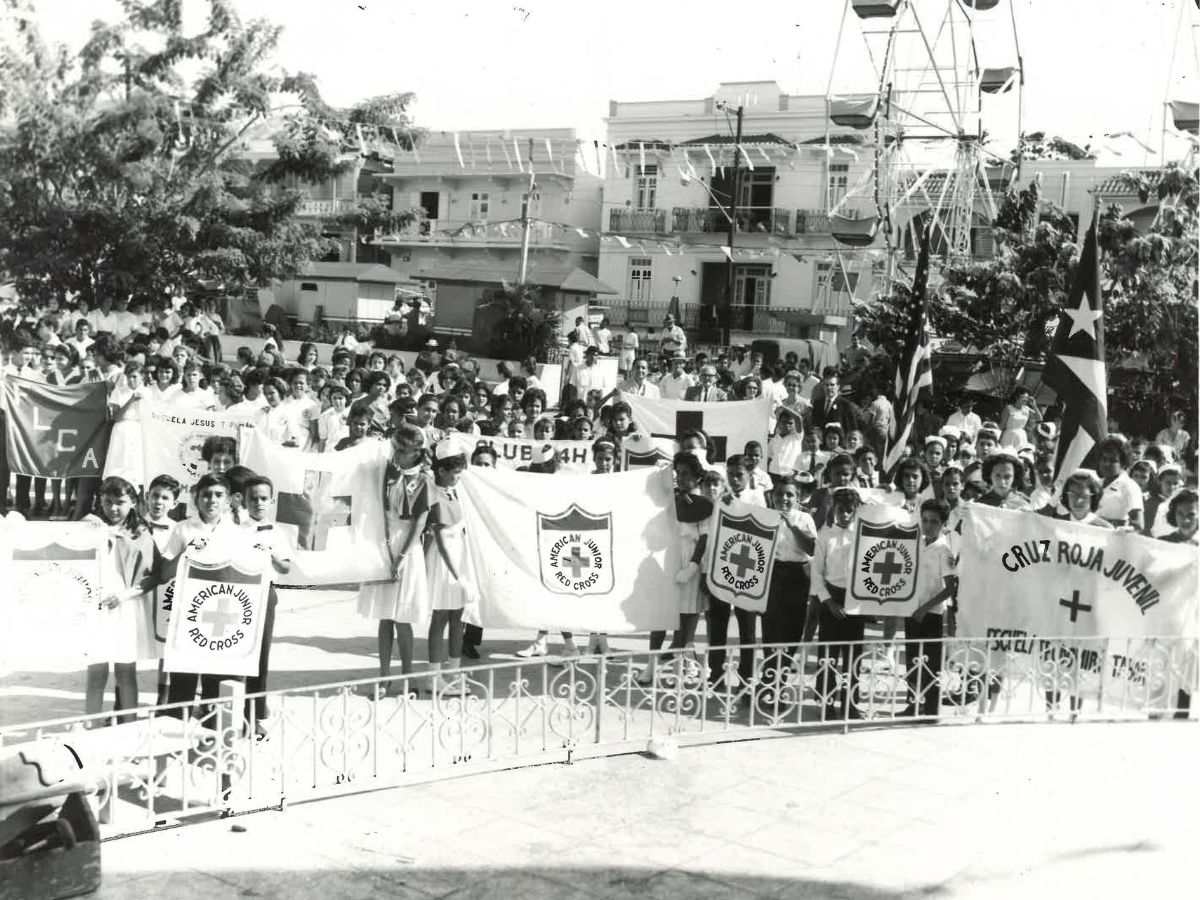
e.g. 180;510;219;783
856;160;1199;430
486;281;561;362
0;0;419;305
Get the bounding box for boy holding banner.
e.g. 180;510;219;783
805;486;865;719
239;475;294;734
160;473;247;718
901;499;957;718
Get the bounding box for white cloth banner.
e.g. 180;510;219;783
241;434;391;585
705;500;783;613
0;518;104;672
844;503;923;618
163;554;271;677
625;397;770;463
473;435;595;472
140;401;252;495
957;504;1200;702
458;466;679;631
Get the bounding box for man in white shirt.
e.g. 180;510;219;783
570;345;606;399
616;357;660;398
111;298;140;340
86;297;120;336
946;396;983;444
656;351;694;400
728;346;753;380
66;319;95;357
660;315;686;362
796;360;821;403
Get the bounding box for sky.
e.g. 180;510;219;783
24;0;1200;164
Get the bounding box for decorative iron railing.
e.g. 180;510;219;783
4;636;1192;840
670;207;791;235
609;208;668;233
795;209;833;234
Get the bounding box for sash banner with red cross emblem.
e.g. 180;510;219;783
164;555;271;676
846;506;923;616
706;503;782;613
536;504;614;596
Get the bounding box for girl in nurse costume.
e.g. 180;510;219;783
425;437;478;696
83;476;161;721
358;423;434;695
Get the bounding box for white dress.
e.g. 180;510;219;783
425;486;476;612
103;383;145;486
86;521;158;664
356;467;432;623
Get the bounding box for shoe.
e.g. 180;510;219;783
515;640;549;659
635;666;656;686
436;676;468;697
549;643;582;667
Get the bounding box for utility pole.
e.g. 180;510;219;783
722;104;744;348
518;138;536;284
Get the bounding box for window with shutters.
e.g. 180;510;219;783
628;257;653;302
827;162;849;209
470;192;490;222
634;165;658;210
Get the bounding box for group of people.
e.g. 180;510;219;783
2;296;1197;726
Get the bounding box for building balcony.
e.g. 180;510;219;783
595;301;850;339
609;208;668;233
794;209;832;235
671;207;791;236
378;218;575;250
297;197;356;217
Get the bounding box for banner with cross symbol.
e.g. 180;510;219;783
242;434;393;586
163;555;271;676
706;502;783;613
625;396;770;465
846;505;923;617
536;504;614;597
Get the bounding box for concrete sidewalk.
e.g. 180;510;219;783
93;722;1197;900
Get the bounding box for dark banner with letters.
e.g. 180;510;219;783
2;376;110;477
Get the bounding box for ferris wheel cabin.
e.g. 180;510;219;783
851;0;901;19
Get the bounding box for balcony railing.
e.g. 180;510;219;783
595;301;847;339
609;208;668;233
794;209;832;235
297;197;356;217
671;207;792;235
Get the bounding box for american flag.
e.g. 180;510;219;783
882;227;934;476
1044;217;1106;480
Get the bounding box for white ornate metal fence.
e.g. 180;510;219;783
2;636;1194;840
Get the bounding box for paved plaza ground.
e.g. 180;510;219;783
89;722;1196;900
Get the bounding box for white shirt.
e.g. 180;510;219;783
618;378;660;398
285;395;321;449
571;362;606;395
775;508;818;564
240;520;295;563
86;309;120;335
318;407;348;452
224;397;268;416
174;387;217;410
917;535;956;613
811;522;856;597
66;336;94;357
1097;471;1144;525
657;371;694;400
255;405;298;445
112;311;140;340
946;411;983;442
798;373;820;403
164;516;244;560
594;328;612;355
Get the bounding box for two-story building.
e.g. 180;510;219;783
374;129;607;341
598;81;880;352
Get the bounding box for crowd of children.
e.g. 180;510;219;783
2;294;1197;724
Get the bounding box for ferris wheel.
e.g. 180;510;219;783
824;0;1024;292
